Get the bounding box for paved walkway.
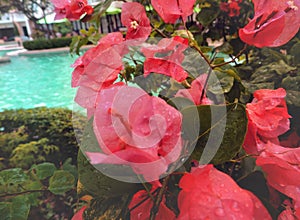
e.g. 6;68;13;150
19;45;95;56
3;45;95;56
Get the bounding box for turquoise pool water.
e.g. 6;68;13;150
0;53;77;111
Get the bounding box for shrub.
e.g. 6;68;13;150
0;108;85;166
23;37;72;50
9;138;59;169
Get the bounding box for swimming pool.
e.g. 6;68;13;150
0;52;77;111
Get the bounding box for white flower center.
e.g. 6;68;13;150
130;20;139;29
287;0;298;11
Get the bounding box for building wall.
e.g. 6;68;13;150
0;12;31;39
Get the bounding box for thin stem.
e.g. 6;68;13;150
200;68;212;103
128;188;159;212
0;189;47;199
229;154;251;163
149;175;171;220
182;19;211;65
150;23;168;38
212;44;248;69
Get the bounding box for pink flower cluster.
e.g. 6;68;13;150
243;88;300;219
51;0;93;21
239;0;300;47
52;1;300;219
70;2;194;184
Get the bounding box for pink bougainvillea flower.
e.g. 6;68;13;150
141;36;189;82
151;0;196;24
86;84;183;182
239;0;300;47
128;186;176;220
243;88;291;155
256;142;300;211
71;205;87;220
177;164;271;219
121;2;151;41
71;32;126;113
175;74;213;105
72;32;125;88
51;0;94;21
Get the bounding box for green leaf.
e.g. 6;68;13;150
261;48;288;63
282;75;300;91
286;90;300;107
0;202;10;220
196;6;220;26
0;168;28;194
167;97;195;111
207;70;235;94
290;42;300;65
181;103;247;164
48;170;75;195
62;158;78;180
0;196;31;220
30;162;56;180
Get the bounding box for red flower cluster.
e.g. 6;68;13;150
243;88;291;155
151;0;196;24
220;0;243;17
86;84;183;182
243;88;300;218
239;0;300;47
51;0;93;21
177;165;271;219
256;142;300;219
141;37;189;82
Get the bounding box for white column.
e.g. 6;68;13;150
25;18;32;36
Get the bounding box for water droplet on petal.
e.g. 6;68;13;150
231;201;240;212
215;207;225;217
255;202;261;209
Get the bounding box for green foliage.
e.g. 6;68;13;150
0;162;77;219
0;126;28;168
53;22;73;37
30;162;56;180
181;102;247;164
9;138;59;169
0;196;31;220
23;37;72;50
49;170;75;195
70;26;102;55
89;0;114;26
196;0;220;27
0;108;85;167
290;41;300;66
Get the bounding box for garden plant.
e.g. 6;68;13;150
2;0;300;219
55;0;300;219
